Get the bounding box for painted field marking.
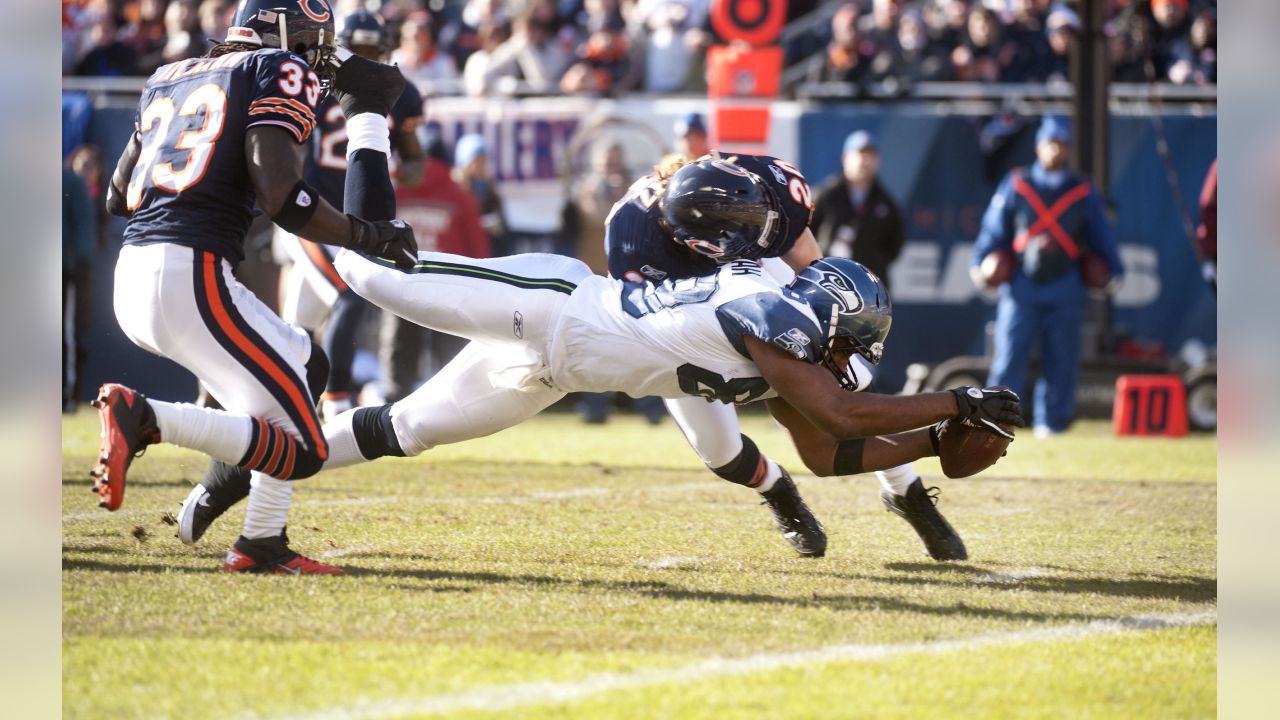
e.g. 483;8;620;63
265;611;1215;720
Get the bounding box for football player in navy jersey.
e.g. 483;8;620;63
607;153;974;561
90;0;419;574
280;8;426;422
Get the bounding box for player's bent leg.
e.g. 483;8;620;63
334;250;590;347
665;396;826;557
323;342;566;468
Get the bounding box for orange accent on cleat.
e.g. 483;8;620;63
276;555;344;575
222;548;343;575
90;383;160;512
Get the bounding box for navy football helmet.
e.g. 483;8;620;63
786;258;893;391
338;9;387;52
227;0;337;77
659;158;787;262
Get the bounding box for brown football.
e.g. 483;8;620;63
978;249;1015;288
938;419;1013;479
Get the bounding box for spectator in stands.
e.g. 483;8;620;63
74;15;138;77
889;8;952;83
160;0;206;66
1107;8;1151;82
673;112;709;160
805;2;875;87
951;4;1003;82
122;0;168;74
636;0;709;93
860;0;903;57
810;130;906;291
1001;0;1051;82
63;156;96;412
391;11;461;92
199;0;232;46
452;133;509;254
1044;4;1079;84
484;0;575;94
1149;0;1192;82
463;20;514;96
1168;9;1215;85
561;8;637;96
971;117;1124;438
381;131;491;402
925;0;970;51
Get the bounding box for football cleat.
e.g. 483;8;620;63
329;50;406;118
223;532;343;575
177;484;219;545
89;383;161;511
881;478;968;561
319;391;353;424
760;469;827;557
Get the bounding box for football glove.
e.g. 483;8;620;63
950;386;1022;438
349;216;418;270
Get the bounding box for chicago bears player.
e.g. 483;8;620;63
608;156;975;561
91;0;418;574
278;8;426;422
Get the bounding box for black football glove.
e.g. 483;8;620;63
950;386;1022;438
349;215;418;270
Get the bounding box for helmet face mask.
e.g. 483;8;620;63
227;0;338;85
660;159;788;262
786;259;893;391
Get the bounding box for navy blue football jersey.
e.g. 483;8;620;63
305;82;424;208
604;154;814;283
123;49;322;263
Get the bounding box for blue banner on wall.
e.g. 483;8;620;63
797;106;1216;391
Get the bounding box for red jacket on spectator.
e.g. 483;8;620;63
395;157;491;258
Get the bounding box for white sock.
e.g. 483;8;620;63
322;410;368;470
345;112;391;157
149;400;251;464
755;458;784;493
242;472;293;539
877;463;918;496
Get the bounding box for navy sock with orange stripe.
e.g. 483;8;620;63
710;435;781;493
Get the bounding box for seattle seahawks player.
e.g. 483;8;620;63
90;0;418;574
609;154;972;561
314;241;1023;563
278;8;426;421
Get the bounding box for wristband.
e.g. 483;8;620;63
832;438;866;476
273;180;321;233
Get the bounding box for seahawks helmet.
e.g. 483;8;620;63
338;9;387;52
227;0;337;79
786;258;892;391
659;158;787;262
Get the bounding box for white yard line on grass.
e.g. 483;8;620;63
265;611;1216;720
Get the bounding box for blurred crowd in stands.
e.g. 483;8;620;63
63;0;1216;93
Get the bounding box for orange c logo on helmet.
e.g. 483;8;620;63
299;0;331;22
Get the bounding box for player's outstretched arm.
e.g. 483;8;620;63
747;335;957;438
766;396;936;476
245;126;418;269
105;132;141;218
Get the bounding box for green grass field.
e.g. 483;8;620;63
62;410;1216;719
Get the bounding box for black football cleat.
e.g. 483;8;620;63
176;461;253;545
329;49;406;118
89;383;161;511
881;478;968;561
760;469;827;557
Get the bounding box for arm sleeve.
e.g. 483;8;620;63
247;52;320;144
972;174;1016;268
1085;187;1124;277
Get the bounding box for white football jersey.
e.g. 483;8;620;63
549;260;825;402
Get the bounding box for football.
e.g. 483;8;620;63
937;419;1013;478
977;248;1015;288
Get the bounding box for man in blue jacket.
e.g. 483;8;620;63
972;116;1124;437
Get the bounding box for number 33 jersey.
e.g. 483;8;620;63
123;49;323;263
549;260;825;404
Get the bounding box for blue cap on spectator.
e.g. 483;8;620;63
674;112;707;137
843;130;877;155
454;133;488;168
1036;116;1073;145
